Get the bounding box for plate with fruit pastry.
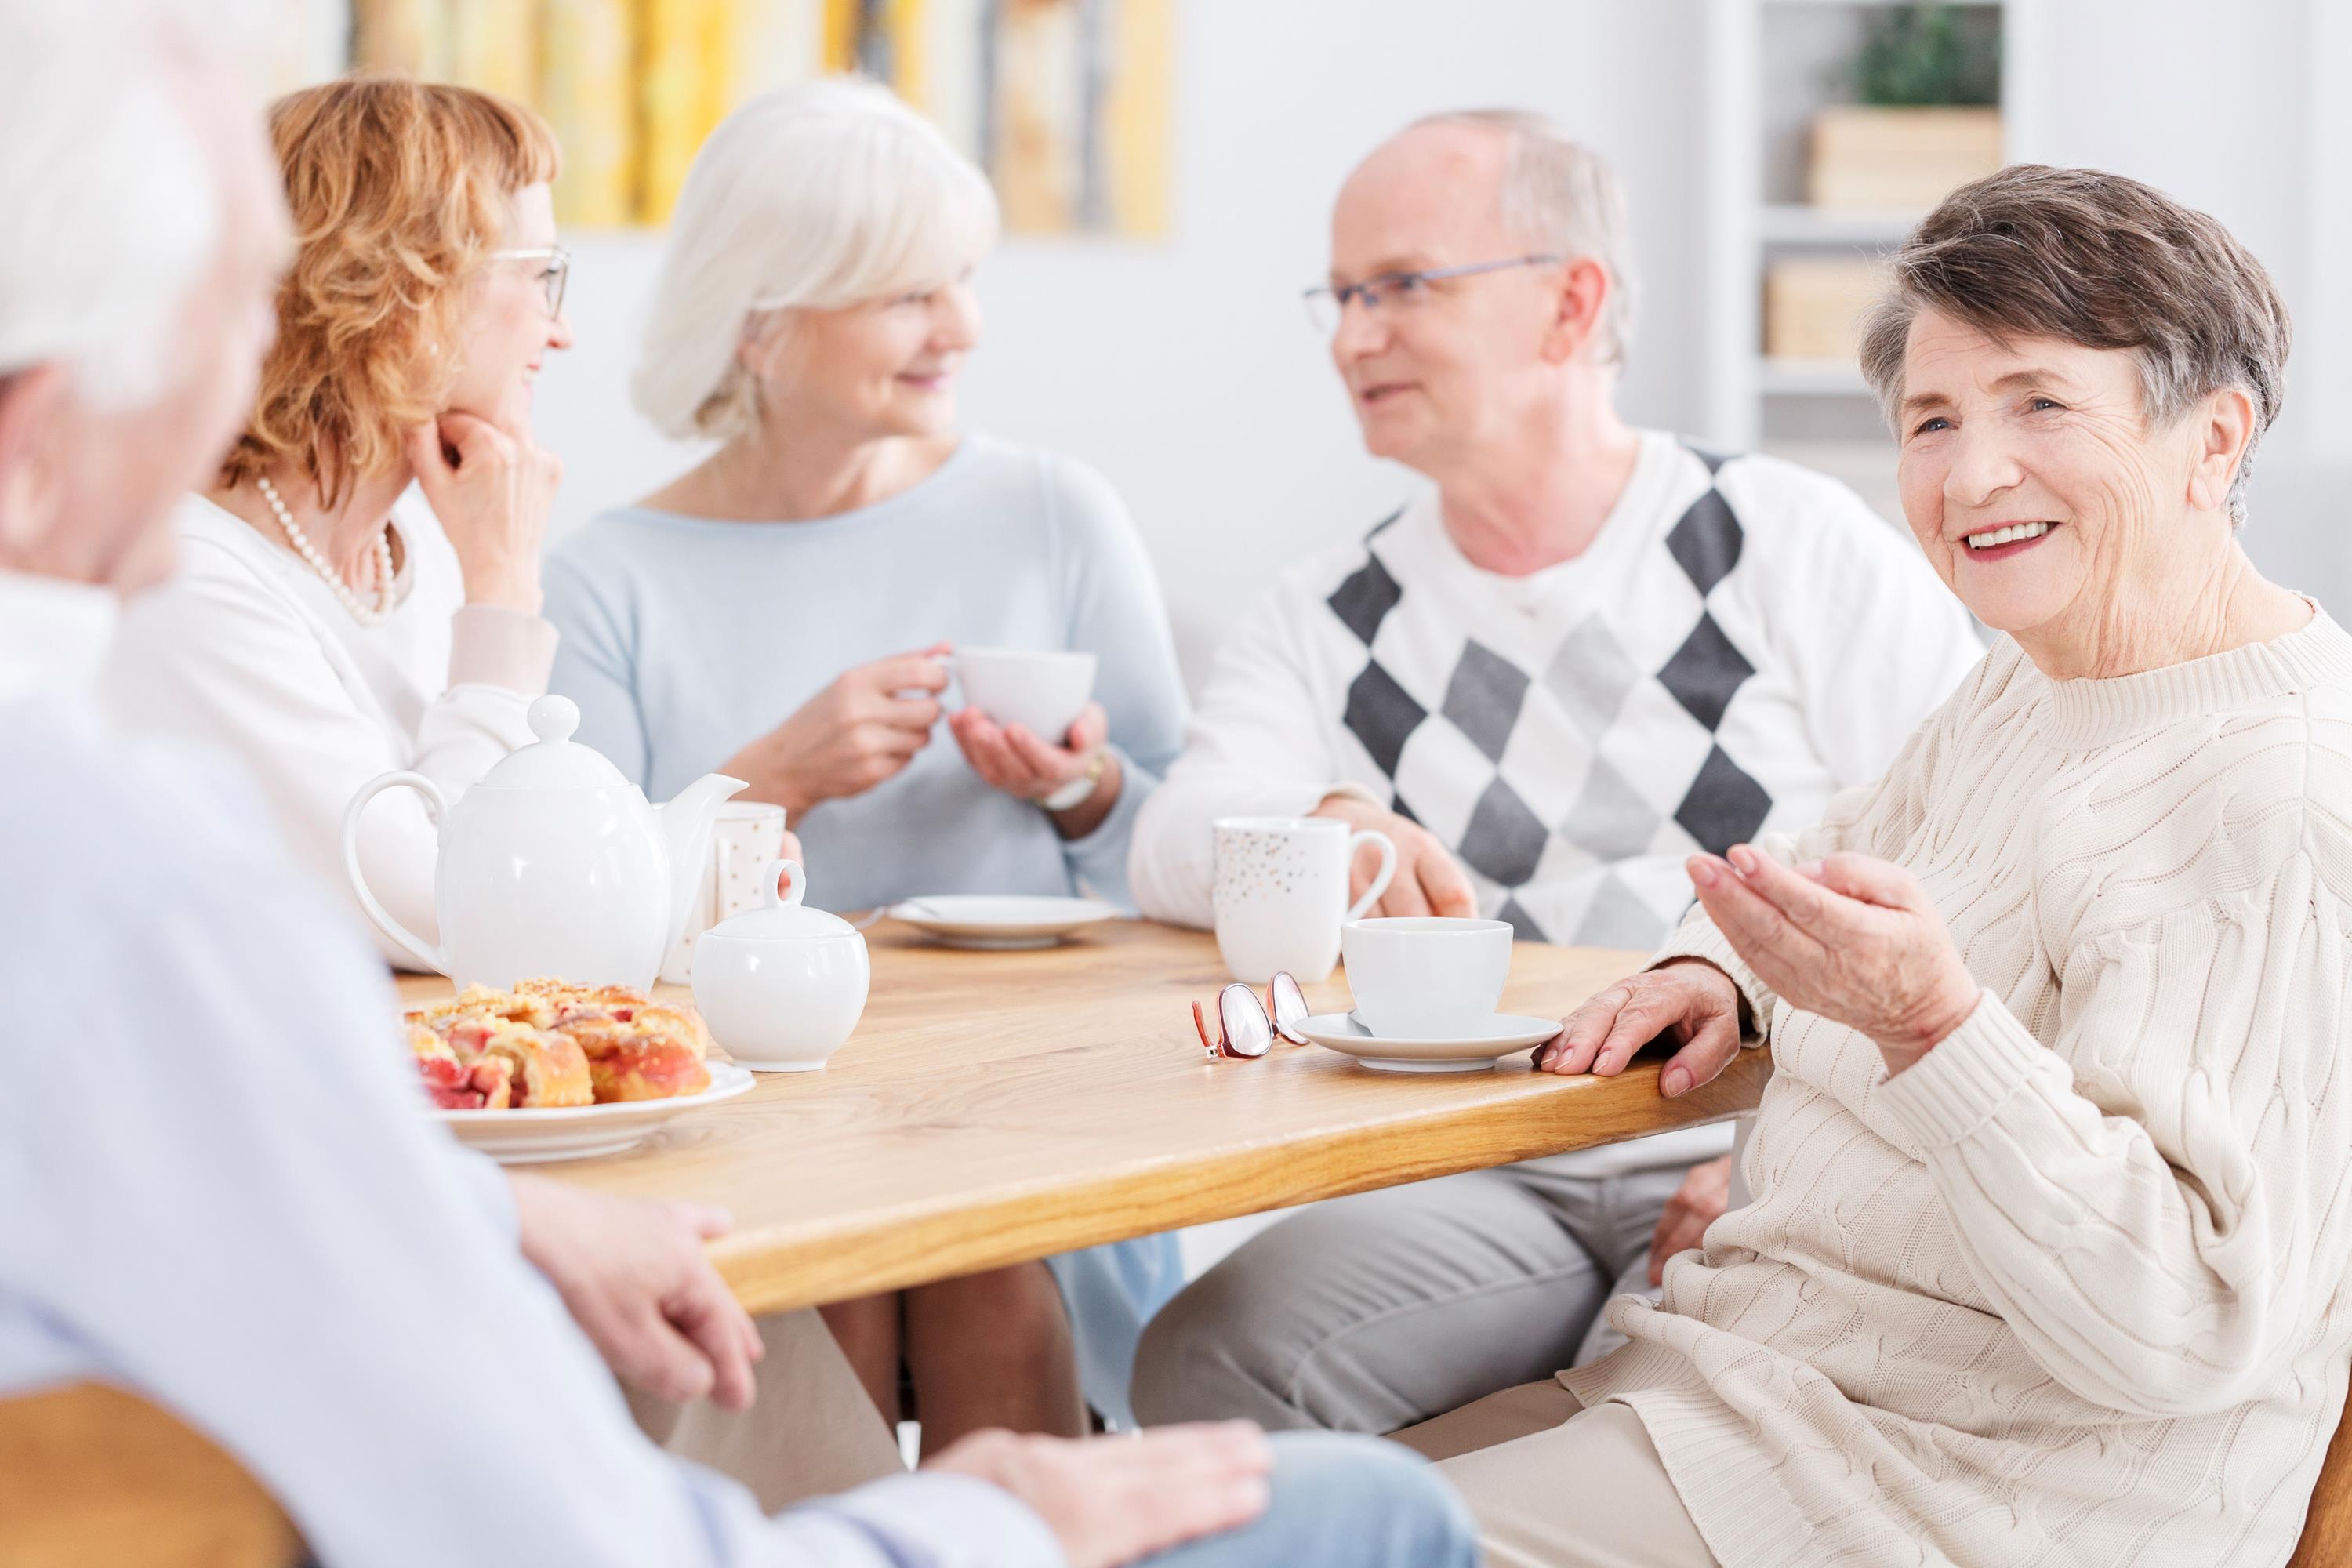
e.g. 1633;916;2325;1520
407;980;754;1163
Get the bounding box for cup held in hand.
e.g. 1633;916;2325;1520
952;647;1097;742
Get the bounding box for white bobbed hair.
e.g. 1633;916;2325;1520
0;0;221;410
633;76;1001;442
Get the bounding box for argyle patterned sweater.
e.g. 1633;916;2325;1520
1131;430;1984;952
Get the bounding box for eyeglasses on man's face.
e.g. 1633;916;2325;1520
491;245;571;318
1301;252;1563;336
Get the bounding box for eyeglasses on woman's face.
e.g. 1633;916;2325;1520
491;245;571;318
1301;252;1562;336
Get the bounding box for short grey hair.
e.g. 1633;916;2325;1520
1410;109;1638;368
0;0;220;410
1858;164;2291;524
633;77;1001;443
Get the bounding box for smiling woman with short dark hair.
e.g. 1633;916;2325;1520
1396;165;2352;1568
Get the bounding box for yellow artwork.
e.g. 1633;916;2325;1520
340;0;1173;234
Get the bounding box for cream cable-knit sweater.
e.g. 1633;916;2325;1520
1566;611;2352;1567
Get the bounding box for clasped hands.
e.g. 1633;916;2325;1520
1538;844;1981;1096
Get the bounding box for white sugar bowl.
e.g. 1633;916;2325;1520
691;859;870;1071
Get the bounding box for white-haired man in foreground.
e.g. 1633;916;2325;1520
1129;111;1984;1435
0;6;1475;1564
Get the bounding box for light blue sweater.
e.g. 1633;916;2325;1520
544;436;1189;1423
545;436;1186;914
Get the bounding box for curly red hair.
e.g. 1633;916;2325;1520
220;78;558;508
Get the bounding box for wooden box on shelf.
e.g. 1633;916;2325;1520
1765;257;1886;362
1807;106;2002;209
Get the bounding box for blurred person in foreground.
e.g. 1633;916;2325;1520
0;7;1476;1565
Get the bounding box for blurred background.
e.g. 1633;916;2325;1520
260;0;2350;687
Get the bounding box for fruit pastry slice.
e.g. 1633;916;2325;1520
409;1022;514;1110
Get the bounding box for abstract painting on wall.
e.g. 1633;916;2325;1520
306;0;1172;234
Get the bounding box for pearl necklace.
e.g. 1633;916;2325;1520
256;474;395;627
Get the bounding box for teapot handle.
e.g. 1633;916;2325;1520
342;771;450;975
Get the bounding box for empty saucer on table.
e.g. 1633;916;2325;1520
887;895;1117;950
1291;1013;1561;1073
431;1063;756;1164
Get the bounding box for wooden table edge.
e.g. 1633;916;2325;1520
710;1048;1770;1315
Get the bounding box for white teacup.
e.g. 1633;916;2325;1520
1342;917;1515;1038
954;647;1097;742
1214;816;1397;984
659;801;789;984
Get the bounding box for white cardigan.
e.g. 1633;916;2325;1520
102;494;555;967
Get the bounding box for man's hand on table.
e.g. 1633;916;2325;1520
1646;1153;1734;1286
1311;793;1476;917
1533;958;1745;1097
508;1174;763;1410
928;1422;1273;1568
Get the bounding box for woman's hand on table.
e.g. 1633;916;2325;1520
949;700;1124;840
1690;845;1978;1076
723;645;950;818
1309;793;1477;917
507;1174;762;1410
1534;959;1744;1096
406;387;559;617
1646;1152;1734;1286
927;1422;1272;1568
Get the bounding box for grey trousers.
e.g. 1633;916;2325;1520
1131;1159;1690;1434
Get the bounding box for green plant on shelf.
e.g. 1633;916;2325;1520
1851;3;2001;107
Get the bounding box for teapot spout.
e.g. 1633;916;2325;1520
655;772;748;950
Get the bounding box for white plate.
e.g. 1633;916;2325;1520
888;895;1117;949
1291;1012;1562;1073
431;1062;756;1164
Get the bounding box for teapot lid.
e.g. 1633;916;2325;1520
477;696;631;790
704;859;859;941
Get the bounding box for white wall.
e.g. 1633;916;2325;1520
532;0;2350;693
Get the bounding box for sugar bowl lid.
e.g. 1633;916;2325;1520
702;859;859;940
476;695;630;790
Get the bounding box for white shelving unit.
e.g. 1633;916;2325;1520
1700;0;2035;518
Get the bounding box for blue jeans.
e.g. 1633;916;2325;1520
1145;1432;1478;1567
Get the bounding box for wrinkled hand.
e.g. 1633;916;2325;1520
1690;846;1977;1074
508;1174;761;1410
405;390;557;615
950;700;1123;826
1646;1152;1733;1286
927;1423;1272;1568
724;646;950;818
1534;959;1744;1097
1310;793;1476;917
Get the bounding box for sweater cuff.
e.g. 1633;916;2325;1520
1875;993;2054;1149
1316;781;1385;812
448;606;557;695
1650;916;1777;1041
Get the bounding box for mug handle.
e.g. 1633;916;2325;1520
342;771;449;975
1342;829;1398;922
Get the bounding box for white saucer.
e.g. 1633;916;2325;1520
431;1063;755;1164
888;895;1118;949
1291;1012;1561;1073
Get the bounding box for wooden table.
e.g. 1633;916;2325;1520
399;920;1768;1316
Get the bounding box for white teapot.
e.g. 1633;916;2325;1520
343;695;746;989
